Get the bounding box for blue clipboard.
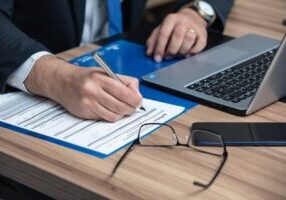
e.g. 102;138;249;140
0;40;198;159
70;40;198;109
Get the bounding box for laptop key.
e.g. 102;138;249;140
195;87;205;92
231;98;240;103
245;91;253;97
205;90;214;95
213;93;224;98
239;94;248;100
223;95;233;101
210;81;219;86
229;90;245;98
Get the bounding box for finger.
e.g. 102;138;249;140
154;14;176;62
119;75;142;97
97;89;135;116
90;101;122;122
165;24;187;59
101;77;142;108
146;27;160;56
190;28;207;54
178;29;197;56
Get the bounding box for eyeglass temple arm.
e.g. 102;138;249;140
111;144;135;176
194;152;228;189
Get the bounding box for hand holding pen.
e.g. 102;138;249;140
93;52;146;112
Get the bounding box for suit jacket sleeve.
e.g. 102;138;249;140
0;1;49;93
178;0;234;32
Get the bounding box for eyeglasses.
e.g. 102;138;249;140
111;122;228;189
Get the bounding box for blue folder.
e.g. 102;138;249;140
0;40;198;159
70;40;198;109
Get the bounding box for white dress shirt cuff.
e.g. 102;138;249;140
7;51;52;93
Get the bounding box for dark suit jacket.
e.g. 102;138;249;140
0;0;233;93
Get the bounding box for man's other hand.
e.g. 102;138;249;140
146;8;208;62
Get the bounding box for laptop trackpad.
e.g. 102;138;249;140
197;46;249;66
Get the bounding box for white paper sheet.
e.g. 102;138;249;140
0;92;184;157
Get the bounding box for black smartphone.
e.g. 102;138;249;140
191;122;286;146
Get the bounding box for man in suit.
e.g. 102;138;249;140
0;0;233;197
0;0;233;122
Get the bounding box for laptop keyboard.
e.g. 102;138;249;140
186;48;278;103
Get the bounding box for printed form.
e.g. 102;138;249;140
0;92;184;157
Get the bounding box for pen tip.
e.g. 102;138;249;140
140;107;146;112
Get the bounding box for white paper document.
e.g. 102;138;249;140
0;92;184;158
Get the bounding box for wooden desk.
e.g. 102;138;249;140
1;0;286;199
224;0;286;39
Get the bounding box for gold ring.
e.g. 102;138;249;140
188;28;197;34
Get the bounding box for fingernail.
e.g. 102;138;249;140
155;55;162;63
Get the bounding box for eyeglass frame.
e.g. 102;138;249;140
111;122;228;189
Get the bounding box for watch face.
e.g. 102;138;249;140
198;1;215;16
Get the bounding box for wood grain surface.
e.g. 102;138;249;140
224;0;286;39
0;0;286;199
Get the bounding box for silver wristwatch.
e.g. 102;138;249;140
184;0;217;27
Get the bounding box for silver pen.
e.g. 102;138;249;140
93;52;146;112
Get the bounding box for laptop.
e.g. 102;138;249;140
143;34;286;116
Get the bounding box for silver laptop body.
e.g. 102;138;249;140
143;34;286;116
